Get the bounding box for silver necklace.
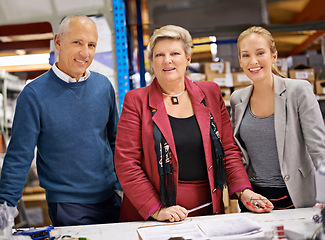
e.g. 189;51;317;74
162;89;186;105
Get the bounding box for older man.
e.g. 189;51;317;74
0;15;121;226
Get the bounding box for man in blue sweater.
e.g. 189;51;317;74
0;15;121;226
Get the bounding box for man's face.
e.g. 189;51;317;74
54;18;98;81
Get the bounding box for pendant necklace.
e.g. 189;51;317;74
162;89;186;105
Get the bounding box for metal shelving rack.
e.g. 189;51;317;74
112;0;130;113
0;71;24;141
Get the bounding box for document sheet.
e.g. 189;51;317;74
137;221;206;240
137;216;262;240
197;216;262;237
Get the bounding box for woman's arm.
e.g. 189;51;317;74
296;81;325;168
114;91;161;220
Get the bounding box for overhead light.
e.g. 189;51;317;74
15;49;27;55
209;36;218;61
0;53;50;66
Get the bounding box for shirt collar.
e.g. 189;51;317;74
52;63;90;83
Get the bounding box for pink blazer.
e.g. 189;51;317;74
114;77;251;221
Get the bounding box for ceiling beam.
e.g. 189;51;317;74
188;20;325;38
290;0;325;23
0;22;52;36
286;30;325;56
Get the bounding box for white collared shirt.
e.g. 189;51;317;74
52;63;90;83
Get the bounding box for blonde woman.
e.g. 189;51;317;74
231;26;325;210
115;25;272;222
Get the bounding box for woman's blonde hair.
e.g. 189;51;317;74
237;26;285;78
147;25;193;63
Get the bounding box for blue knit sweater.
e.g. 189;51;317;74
0;69;120;206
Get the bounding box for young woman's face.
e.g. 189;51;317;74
238;33;277;83
152;39;191;85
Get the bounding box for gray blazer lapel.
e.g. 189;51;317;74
233;86;253;137
232;86;253;166
273;75;287;165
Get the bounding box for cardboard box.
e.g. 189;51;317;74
20;193;51;227
289;65;315;81
315;79;325;95
220;87;231;101
275;58;288;77
289;69;315;81
206;73;233;87
232;72;252;87
188;73;206;81
22;186;44;195
16;187;51;227
204;62;231;75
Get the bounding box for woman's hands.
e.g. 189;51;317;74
237;188;274;213
151;205;188;222
151;188;274;222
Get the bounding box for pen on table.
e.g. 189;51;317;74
249;198;272;206
188;202;212;213
251;197;281;202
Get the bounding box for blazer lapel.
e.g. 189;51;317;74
233;86;253;138
273;75;287;165
149;79;178;162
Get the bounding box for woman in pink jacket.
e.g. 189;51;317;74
114;25;273;222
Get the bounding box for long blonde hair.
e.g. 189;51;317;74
237;26;285;78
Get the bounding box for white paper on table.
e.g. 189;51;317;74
137;221;207;240
196;216;262;238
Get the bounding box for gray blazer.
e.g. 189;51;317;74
230;74;325;208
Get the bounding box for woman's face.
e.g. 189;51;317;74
152;39;191;85
238;33;277;83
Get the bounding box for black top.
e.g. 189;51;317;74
168;114;208;181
